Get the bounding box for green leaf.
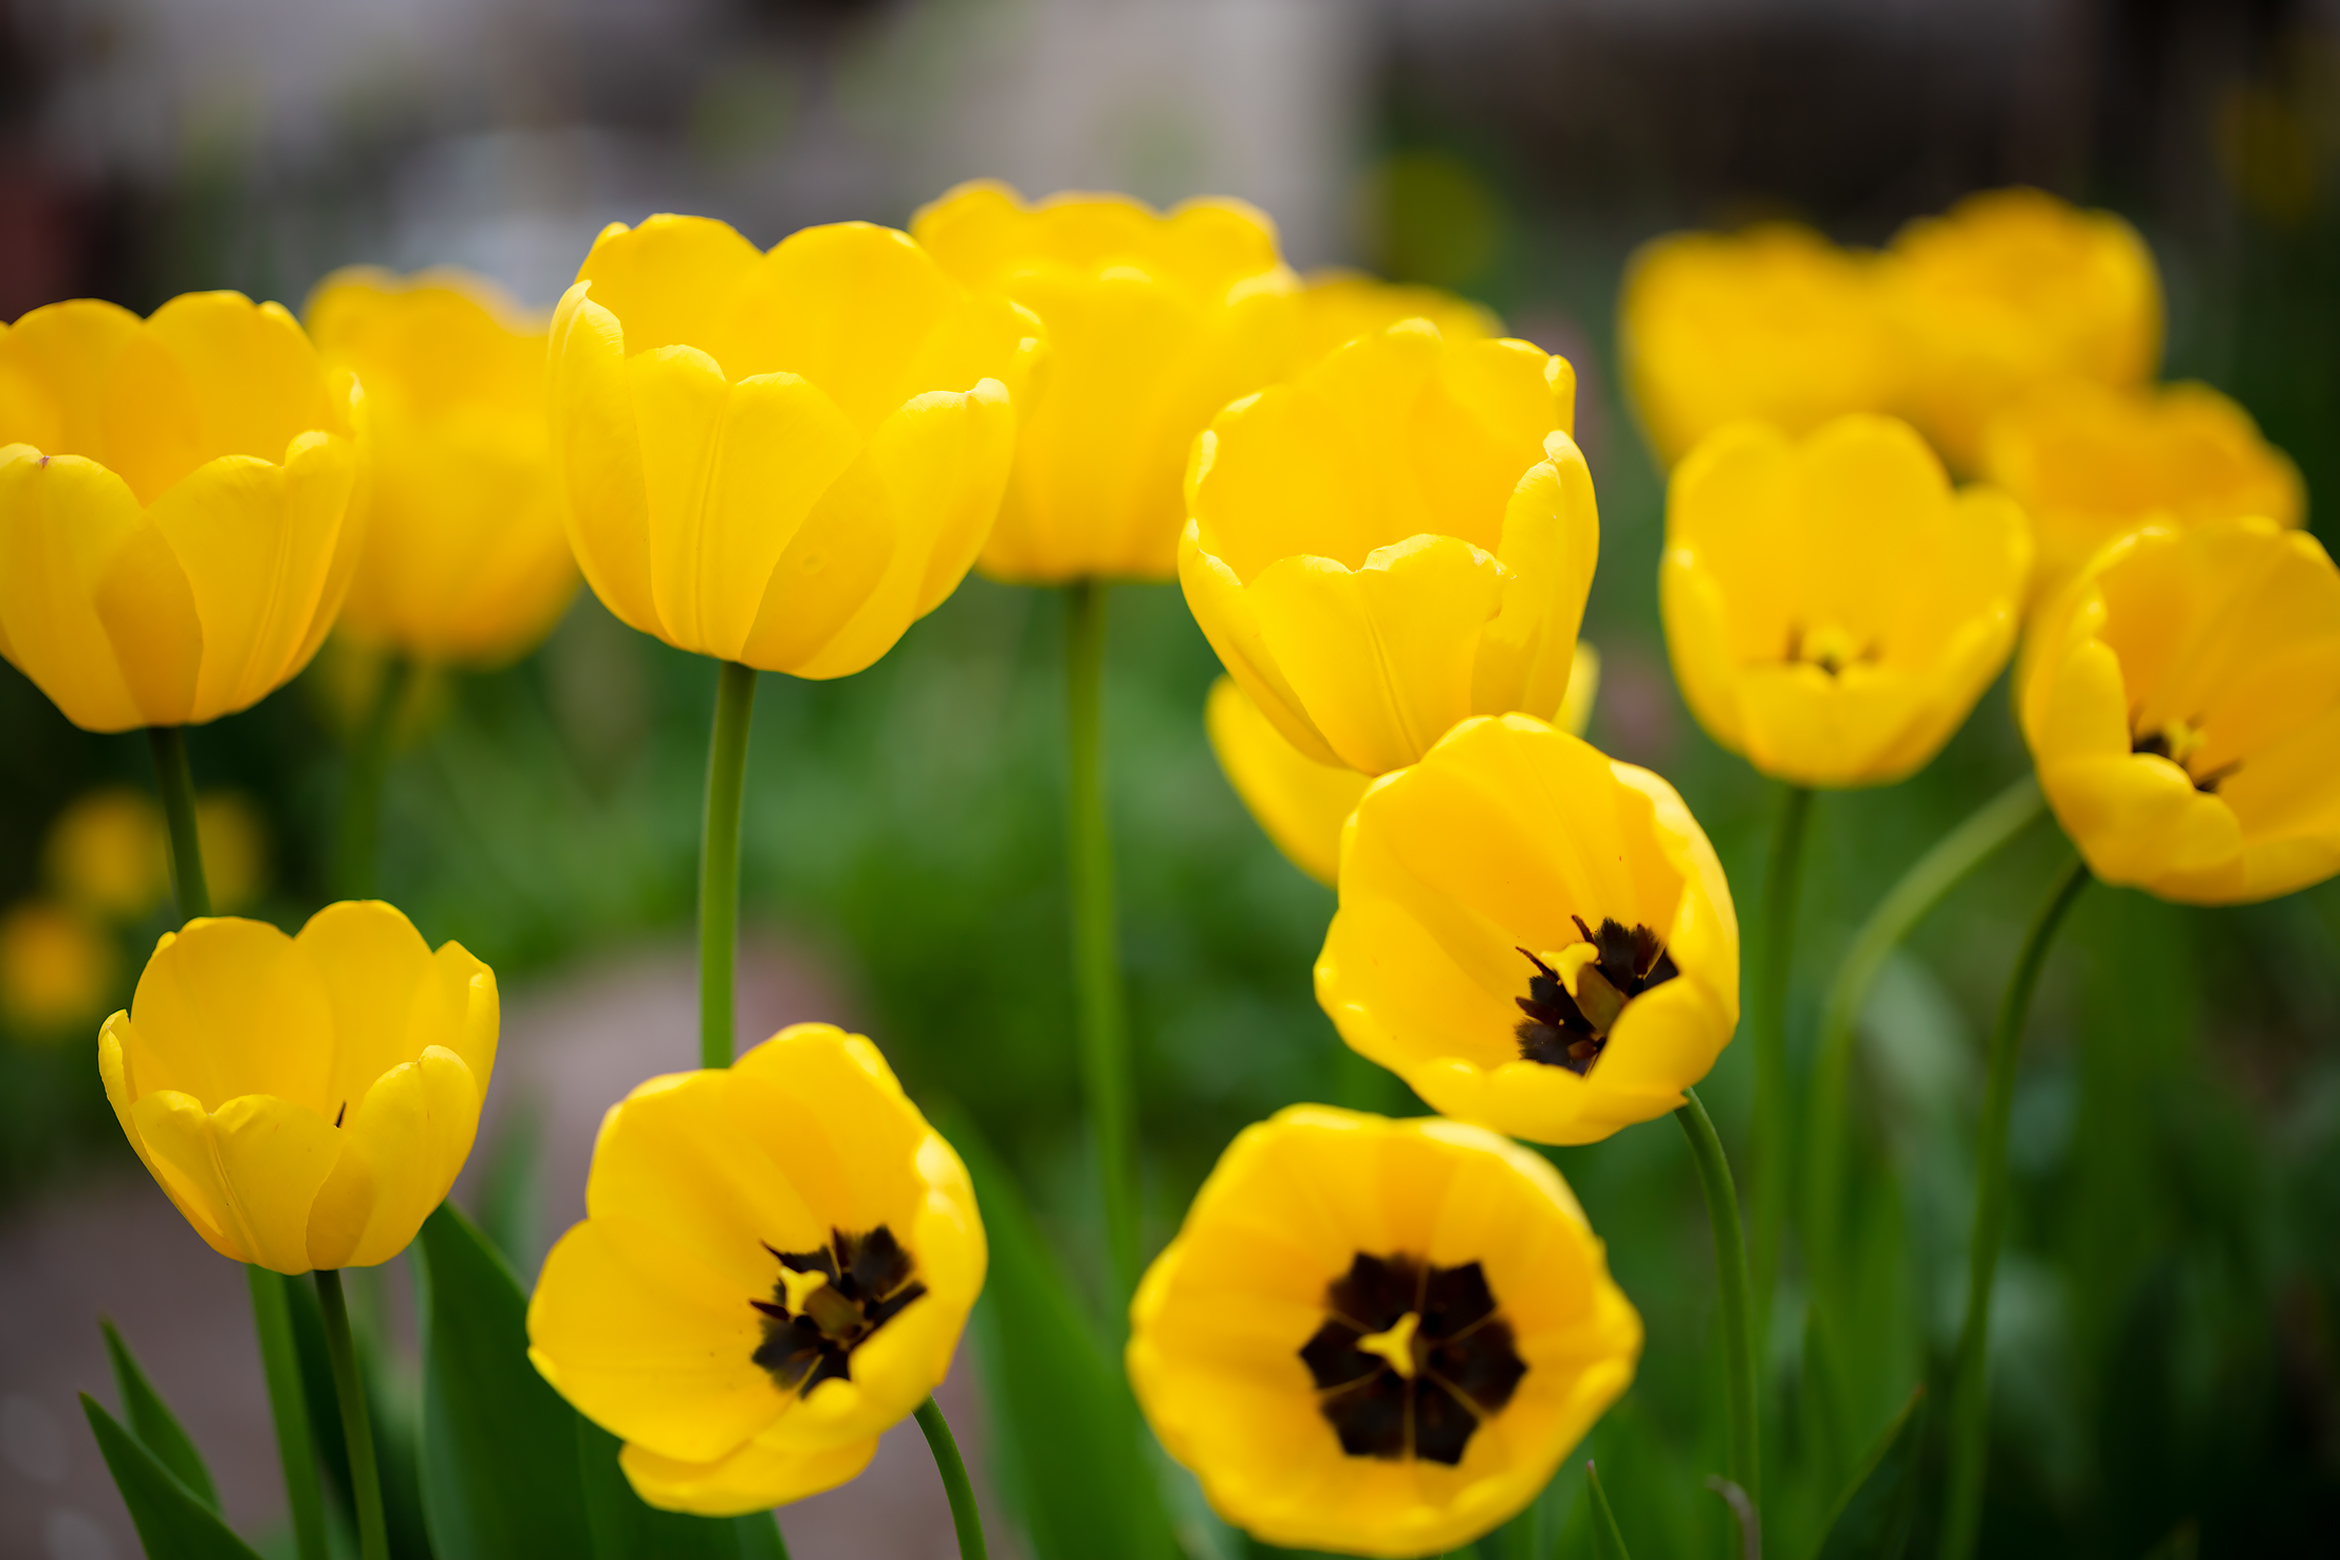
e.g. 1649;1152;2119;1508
413;1200;595;1559
942;1111;1179;1560
1814;1385;1926;1560
575;1415;776;1560
1585;1459;1633;1560
82;1393;265;1559
100;1317;220;1512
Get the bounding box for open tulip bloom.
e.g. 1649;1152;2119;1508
100;901;496;1274
1663;413;2032;788
548;214;1040;677
2022;515;2340;904
0;292;364;733
527;1024;985;1516
1181;318;1594;778
307;267;577;668
1129;1105;1642;1557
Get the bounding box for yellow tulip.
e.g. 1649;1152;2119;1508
2021;516;2340;904
1128;1104;1641;1557
1981;378;2305;610
1316;714;1738;1146
0;292;365;732
547;215;1040;676
98;901;497;1273
1207;642;1600;887
912;180;1298;583
1620;222;1902;469
1662;414;2031;788
194;792;270;914
44;787;168;920
1887;187;2162;472
1;899;117;1036
307;268;578;666
526;1024;984;1516
1181;319;1591;778
1292;270;1499;368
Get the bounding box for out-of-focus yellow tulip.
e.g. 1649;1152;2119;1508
913;180;1298;583
195;792;269;913
1662;414;2031;788
547;216;1040;676
2022;516;2340;904
1316;714;1738;1146
1129;1104;1640;1556
1982;378;2305;610
1181;320;1591;777
1887;187;2162;472
99;901;496;1273
527;1024;984;1515
1620;222;1901;470
44;787;168;920
1;899;117;1036
1291;270;1499;368
0;292;365;733
1207;642;1600;887
308;268;577;666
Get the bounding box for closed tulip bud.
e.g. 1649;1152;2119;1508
1182;319;1592;777
1662;414;2031;788
1887;187;2162;473
1621;222;1902;470
1981;378;2305;611
1130;1105;1640;1556
99;902;497;1273
1317;714;1739;1147
913;180;1299;583
0;293;365;732
2023;516;2340;904
547;216;1040;676
1206;641;1599;887
307;268;578;666
527;1025;985;1515
1291;269;1499;369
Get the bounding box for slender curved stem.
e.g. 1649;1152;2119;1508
1065;581;1140;1304
335;654;414;900
1750;783;1813;1328
147;727;211;921
700;660;758;1070
1678;1087;1759;1538
1940;854;2090;1560
153;729;329;1560
1803;776;2043;1304
313;1271;388;1560
915;1397;988;1560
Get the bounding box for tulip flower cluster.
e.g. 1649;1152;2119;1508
9;166;2335;1560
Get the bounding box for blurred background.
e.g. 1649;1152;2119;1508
4;0;2339;1557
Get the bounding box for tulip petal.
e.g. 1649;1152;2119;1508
125;918;335;1113
91;517;204;727
547;289;661;637
1475;435;1598;721
132;1089;344;1275
1178;520;1338;764
102;1013;238;1260
0;449;156;732
572;215;762;366
308;1046;481;1269
0;299;145;462
619;1432;876;1518
1206;676;1367;885
294;900;442;1115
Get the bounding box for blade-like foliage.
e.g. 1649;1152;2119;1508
1586;1459;1634;1560
82;1394;264;1560
1814;1385;1926;1560
100;1317;220;1512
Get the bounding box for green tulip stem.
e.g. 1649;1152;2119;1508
1803;775;2044;1303
1941;853;2090;1560
915;1397;989;1560
335;653;414;900
1065;580;1141;1305
699;659;759;1070
1749;782;1813;1329
246;1267;331;1560
1676;1086;1759;1538
146;727;212;920
152;727;330;1560
313;1271;389;1560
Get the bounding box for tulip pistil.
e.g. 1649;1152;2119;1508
750;1225;927;1393
1514;917;1679;1074
1300;1252;1525;1466
1787;621;1875;677
2133;718;2236;793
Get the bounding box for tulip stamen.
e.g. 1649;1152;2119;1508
750;1225;927;1394
1300;1252;1526;1466
2133;718;2234;793
1514;917;1679;1074
334;1102;346;1128
1786;621;1876;677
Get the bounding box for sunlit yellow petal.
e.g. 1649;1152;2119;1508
620;1433;877;1519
